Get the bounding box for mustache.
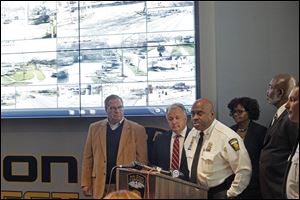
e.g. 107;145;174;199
193;121;200;125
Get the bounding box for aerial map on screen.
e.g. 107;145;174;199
1;1;197;118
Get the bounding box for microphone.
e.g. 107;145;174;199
170;169;184;178
118;161;184;178
133;161;177;177
117;162;135;168
154;166;172;176
133;161;154;171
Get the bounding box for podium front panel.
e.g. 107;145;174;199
116;168;207;199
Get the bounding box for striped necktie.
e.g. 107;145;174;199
171;135;181;170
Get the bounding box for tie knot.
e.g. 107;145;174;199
175;134;181;139
199;131;204;137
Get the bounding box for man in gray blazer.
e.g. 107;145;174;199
81;94;148;199
260;74;298;199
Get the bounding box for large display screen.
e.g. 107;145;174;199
1;1;199;118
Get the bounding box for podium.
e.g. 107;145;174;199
116;168;207;199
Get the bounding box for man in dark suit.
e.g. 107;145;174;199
260;74;298;199
151;103;190;181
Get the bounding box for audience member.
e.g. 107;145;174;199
103;190;141;199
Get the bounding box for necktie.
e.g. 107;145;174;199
271;113;278;126
190;131;204;183
171;135;181;170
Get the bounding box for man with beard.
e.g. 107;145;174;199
260;74;298;199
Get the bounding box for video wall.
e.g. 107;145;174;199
1;1;198;118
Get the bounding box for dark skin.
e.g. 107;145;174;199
266;74;296;109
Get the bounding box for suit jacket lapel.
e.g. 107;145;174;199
117;119;129;161
264;110;288;146
165;131;172;168
97;121;107;159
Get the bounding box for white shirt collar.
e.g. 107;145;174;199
107;118;124;130
201;119;217;137
276;103;287;118
172;126;187;138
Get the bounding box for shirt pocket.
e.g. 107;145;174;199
185;150;195;169
201;152;214;174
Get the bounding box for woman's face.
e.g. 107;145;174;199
231;104;249;124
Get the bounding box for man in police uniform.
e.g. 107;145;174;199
184;98;252;199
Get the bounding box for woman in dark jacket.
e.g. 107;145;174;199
227;97;267;199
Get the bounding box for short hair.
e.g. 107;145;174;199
104;94;123;110
166;103;187;118
103;190;141;199
273;74;297;100
227;97;261;120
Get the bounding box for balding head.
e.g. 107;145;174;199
267;74;297;108
191;98;215;131
193;98;215;113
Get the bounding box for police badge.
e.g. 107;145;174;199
127;173;145;198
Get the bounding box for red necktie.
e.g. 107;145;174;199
171;135;181;170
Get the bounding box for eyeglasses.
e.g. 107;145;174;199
230;109;246;116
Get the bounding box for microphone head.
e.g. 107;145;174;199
118;162;135;168
133;161;143;170
171;170;180;178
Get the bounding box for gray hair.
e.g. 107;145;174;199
104;94;123;110
166;103;187;118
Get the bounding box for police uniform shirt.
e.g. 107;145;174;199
184;119;252;197
286;143;299;199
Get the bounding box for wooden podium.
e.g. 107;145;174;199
116;168;207;199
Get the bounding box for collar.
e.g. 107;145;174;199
107;118;125;130
172;126;187;138
276;103;287;118
201;119;217;137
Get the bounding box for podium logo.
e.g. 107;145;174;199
127;174;145;198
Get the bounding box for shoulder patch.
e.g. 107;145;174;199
228;138;240;151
